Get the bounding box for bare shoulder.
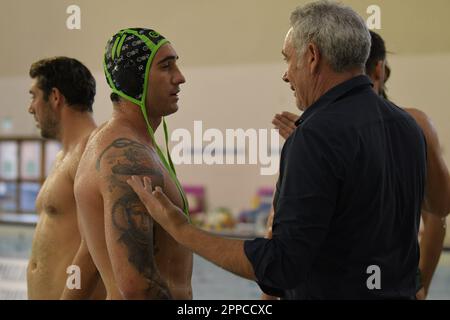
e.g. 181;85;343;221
404;107;435;134
403;107;445;160
62;126;99;179
73;129;97;162
92;124;165;192
82;122;114;155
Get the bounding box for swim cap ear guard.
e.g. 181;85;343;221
104;28;189;221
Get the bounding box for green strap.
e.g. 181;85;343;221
163;118;177;175
140;107;190;223
111;36;121;61
116;34;127;58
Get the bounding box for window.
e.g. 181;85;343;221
0;137;60;213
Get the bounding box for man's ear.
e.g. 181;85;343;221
48;87;65;110
307;43;321;74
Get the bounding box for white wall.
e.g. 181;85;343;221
1;54;450;211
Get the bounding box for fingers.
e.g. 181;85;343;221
152;186;175;210
272;111;300;140
127;176;153;204
272;119;293;140
127;175;144;193
274;113;297;130
271;116;282;128
143;176;153;192
281;111;300;122
127;176;175;211
272;116;290;131
278;128;291;140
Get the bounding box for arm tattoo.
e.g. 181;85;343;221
96;138;160;172
98;138;171;299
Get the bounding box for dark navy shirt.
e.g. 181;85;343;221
244;75;426;299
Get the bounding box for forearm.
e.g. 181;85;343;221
419;211;447;293
176;224;256;281
108;241;172;300
110;253;172;300
60;271;100;300
60;242;101;300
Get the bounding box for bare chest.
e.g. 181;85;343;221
35;156;76;216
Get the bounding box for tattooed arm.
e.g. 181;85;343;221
97;138;171;299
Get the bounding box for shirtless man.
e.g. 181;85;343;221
27;57;103;299
269;31;450;299
74;28;192;299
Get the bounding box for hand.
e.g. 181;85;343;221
416;287;427;300
272;111;299;140
127;175;189;238
261;293;279;300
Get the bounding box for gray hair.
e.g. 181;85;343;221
290;1;370;72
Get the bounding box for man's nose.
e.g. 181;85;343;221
176;71;186;85
282;72;289;83
173;65;186;85
28;104;34;114
177;71;186;85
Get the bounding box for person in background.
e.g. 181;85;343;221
27;57;104;299
269;30;450;299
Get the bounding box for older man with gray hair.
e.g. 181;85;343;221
127;1;426;299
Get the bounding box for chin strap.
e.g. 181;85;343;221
140;105;190;223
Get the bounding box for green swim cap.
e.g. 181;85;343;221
104;28;189;220
104;28;168;105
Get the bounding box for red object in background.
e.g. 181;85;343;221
257;187;274;202
183;185;206;215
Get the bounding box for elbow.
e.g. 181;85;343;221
445;187;450;217
121;292;145;300
438;181;450;217
425;207;449;218
428;206;450;218
118;278;172;300
253;237;311;290
423;196;450;218
443;200;450;217
118;279;148;300
121;291;139;300
260;249;307;290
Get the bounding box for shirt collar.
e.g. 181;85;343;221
295;75;373;127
